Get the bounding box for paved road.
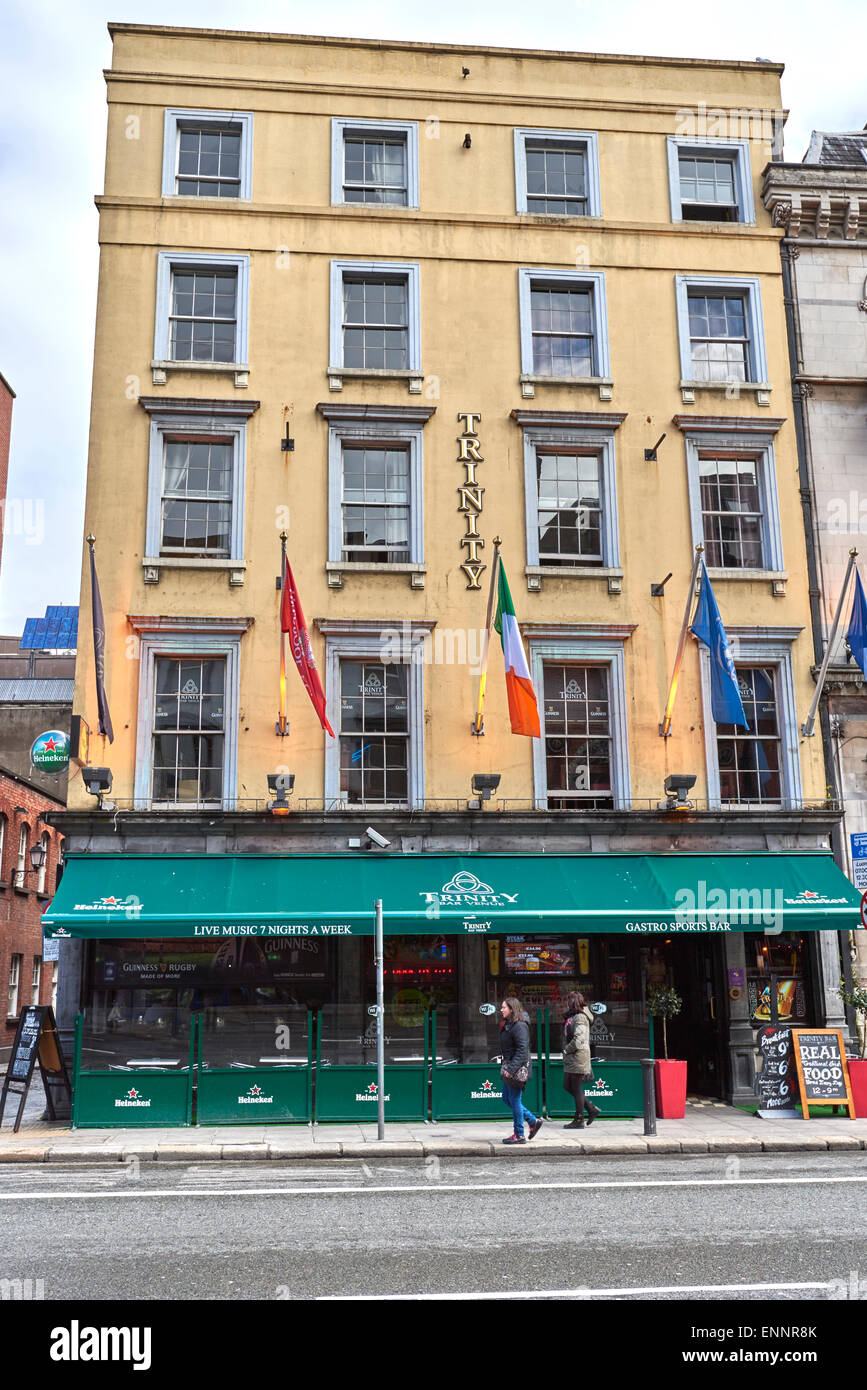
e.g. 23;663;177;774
1;1152;864;1301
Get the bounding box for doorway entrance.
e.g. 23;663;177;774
656;937;728;1098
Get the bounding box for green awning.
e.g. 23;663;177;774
43;852;862;939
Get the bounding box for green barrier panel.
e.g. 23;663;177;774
196;1012;313;1125
545;1059;644;1118
314;1012;428;1122
430;1011;543;1121
71;1013;195;1128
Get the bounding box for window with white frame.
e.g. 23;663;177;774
516;416;623;579
162;109;254;199
329;261;421;380
132;619;248;810
666;137;755;224
14;825;27;888
528;638;631;811
141;400;257;573
154;253;250;370
514;129;601;216
31;958;41;1006
37;833;49;894
8;955;21;1017
323;632;426;808
0;813;5;880
320;405;432;577
518;269;610;382
700;633;802;810
675;276;768;390
680;425;785;578
331;119;419;208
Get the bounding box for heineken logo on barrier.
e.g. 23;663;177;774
590;1077;614;1099
470;1078;501;1100
239;1085;273;1105
355;1082;390;1102
421;871;519;910
115;1088;151;1109
30;730;70;774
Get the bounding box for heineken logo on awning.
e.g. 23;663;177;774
73;895;142;914
421;871;519;910
784;891;849;905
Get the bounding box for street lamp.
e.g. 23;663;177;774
29;841;47;872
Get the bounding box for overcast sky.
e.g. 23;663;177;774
0;0;863;634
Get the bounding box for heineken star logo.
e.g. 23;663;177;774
248;1085;263;1096
43;737;58;751
480;1079;494;1091
126;1089;140;1100
366;1083;378;1094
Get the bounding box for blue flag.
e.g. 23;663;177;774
690;561;748;728
847;569;867;676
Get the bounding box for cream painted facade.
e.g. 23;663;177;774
71;25;826;815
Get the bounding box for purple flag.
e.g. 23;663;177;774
88;541;114;743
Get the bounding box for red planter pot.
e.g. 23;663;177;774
848;1058;867;1118
654;1059;687;1119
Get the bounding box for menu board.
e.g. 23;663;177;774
0;1005;71;1133
755;1026;797;1114
9;1005;43;1081
791;1029;855;1118
503;937;574;976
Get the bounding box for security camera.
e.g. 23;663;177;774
365;827;391;849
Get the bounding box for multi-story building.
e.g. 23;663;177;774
763;127;867;991
0;372;14;581
47;25;862;1119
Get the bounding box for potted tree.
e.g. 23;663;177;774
649;985;686;1119
838;979;867;1117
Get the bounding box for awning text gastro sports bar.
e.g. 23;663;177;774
43;853;862;940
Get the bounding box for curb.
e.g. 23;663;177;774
0;1136;864;1163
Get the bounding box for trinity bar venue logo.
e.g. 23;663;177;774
420;872;519;910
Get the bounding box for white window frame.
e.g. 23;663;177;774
699;629;803;811
528;637;631;812
331;118;419;209
141;400;257;584
519;421;622;588
666;136;755;225
37;833;49;895
153;253;251;385
132;619;250;811
675;275;769;399
518;268;611;399
162;108;254;200
681;427;785;583
514;128;602;217
328;260;422;391
0;813;5;881
8;955;21;1018
14;824;27;889
323;635;426;810
31;958;41;1006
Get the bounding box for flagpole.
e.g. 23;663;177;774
659;544;704;738
472;537;501;736
86;533;114;744
802;547;858;737
277;531;289;737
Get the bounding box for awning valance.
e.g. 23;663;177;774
43;852;862;939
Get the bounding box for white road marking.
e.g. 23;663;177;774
320;1280;838;1301
0;1174;865;1201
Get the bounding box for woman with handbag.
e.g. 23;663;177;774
562;991;601;1129
499;997;542;1145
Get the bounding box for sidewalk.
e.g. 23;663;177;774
2;1082;866;1162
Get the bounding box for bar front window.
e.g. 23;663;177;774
745;932;809;1026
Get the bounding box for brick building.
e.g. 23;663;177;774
0;765;64;1055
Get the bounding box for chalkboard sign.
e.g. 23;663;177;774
756;1026;798;1117
0;1006;71;1133
791;1029;855;1119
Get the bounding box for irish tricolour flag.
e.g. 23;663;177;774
493;560;541;738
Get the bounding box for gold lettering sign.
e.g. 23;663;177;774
457;412;485;589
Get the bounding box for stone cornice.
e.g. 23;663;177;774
316;403;436;424
138;396;260;417
126;614;254;633
510;409;627;430
762;163;867;241
672;414;786;435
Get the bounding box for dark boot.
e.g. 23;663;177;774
564;1117;585;1129
585;1102;601;1125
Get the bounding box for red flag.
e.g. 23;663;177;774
281;557;335;737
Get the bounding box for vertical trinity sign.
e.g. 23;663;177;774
457;412;485;590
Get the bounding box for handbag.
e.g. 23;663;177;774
500;1060;530;1088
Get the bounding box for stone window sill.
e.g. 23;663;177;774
143;557;246;587
13;884;32;897
520;374;613;402
706;567;788;597
526;564;623;594
326;561;426;590
151;360;250;389
680;379;771;406
328;367;423;394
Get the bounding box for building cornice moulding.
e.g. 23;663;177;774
138;396;260;417
316;403;436;424
510;409;627;430
672;414;786;435
127;615;254;634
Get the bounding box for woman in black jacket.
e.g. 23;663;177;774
499;997;542;1145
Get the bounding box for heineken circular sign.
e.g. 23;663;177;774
30;730;70;775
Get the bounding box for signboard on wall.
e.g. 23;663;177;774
850;833;867;895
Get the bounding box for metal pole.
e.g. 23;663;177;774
659;545;704;737
375;899;385;1141
802;548;858;736
641;1058;657;1136
472;538;502;735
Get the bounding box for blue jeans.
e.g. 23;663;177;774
502;1079;537;1138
